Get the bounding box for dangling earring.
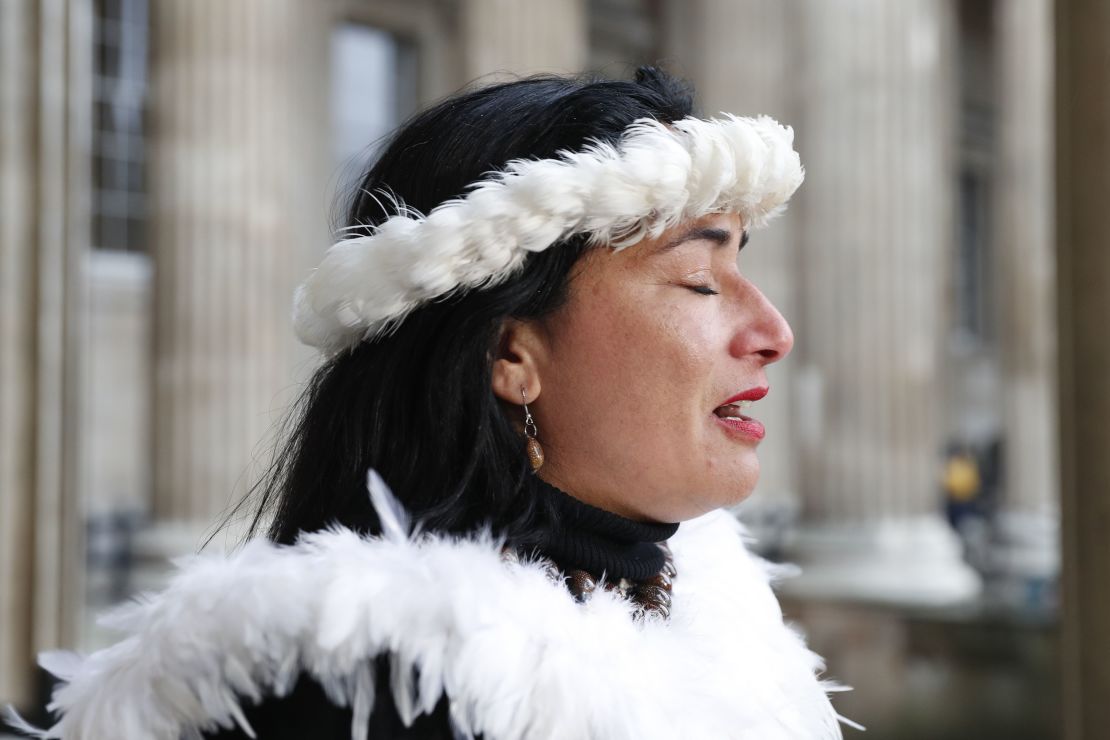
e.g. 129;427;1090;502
521;386;544;472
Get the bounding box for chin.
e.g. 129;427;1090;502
726;483;758;508
667;480;756;521
707;479;756;510
711;466;760;510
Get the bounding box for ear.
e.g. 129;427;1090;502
491;318;547;406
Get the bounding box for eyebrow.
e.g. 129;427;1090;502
655;226;750;255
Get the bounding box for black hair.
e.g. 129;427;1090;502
242;67;695;548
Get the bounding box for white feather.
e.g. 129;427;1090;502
293;114;805;354
16;508;858;740
365;468;411;544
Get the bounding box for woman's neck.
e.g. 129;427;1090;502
532;476;679;581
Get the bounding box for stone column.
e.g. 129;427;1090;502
991;0;1059;600
783;0;979;605
0;0;89;708
457;0;587;84
662;0;801;548
0;0;39;708
1056;0;1110;735
149;1;329;528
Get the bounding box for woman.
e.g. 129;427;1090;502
16;68;858;739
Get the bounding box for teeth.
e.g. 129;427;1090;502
714;399;754;418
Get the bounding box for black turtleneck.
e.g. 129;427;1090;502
532;477;680;581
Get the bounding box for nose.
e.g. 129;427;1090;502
729;280;795;364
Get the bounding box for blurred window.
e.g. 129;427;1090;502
92;0;149;252
955;0;996;345
330;24;417;173
588;0;662;71
957;167;991;341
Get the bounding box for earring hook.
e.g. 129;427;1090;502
521;386;538;439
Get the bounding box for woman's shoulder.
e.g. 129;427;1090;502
18;525;582;739
19;506;851;739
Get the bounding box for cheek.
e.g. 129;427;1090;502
550;285;718;426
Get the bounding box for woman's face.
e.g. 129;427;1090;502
516;212;794;523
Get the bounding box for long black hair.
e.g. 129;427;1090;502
243;67;695;548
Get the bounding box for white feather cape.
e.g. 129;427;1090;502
18;507;857;739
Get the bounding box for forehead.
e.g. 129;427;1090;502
637;212;745;260
570;212;744;285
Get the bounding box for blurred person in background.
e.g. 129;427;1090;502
12;67;859;739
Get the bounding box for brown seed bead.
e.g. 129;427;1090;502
526;437;544;471
632;597;670;622
647;571;673;592
650;586;673;606
633;583;669;607
567;569;596;601
660;558;677;579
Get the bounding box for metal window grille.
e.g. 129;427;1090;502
92;0;149;252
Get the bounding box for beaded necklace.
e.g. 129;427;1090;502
503;541;676;621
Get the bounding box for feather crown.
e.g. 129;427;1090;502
293;114;804;354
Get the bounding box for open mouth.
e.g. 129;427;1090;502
712;398;765;440
713;399;754;421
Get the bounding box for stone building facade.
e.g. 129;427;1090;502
2;0;1090;734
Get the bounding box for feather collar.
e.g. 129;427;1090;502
14;481;858;740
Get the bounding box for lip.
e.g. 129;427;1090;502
713;385;769;442
714;416;766;441
720;386;769;406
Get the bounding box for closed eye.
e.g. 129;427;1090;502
687;284;719;296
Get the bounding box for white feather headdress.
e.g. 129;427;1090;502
293;114;804;354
